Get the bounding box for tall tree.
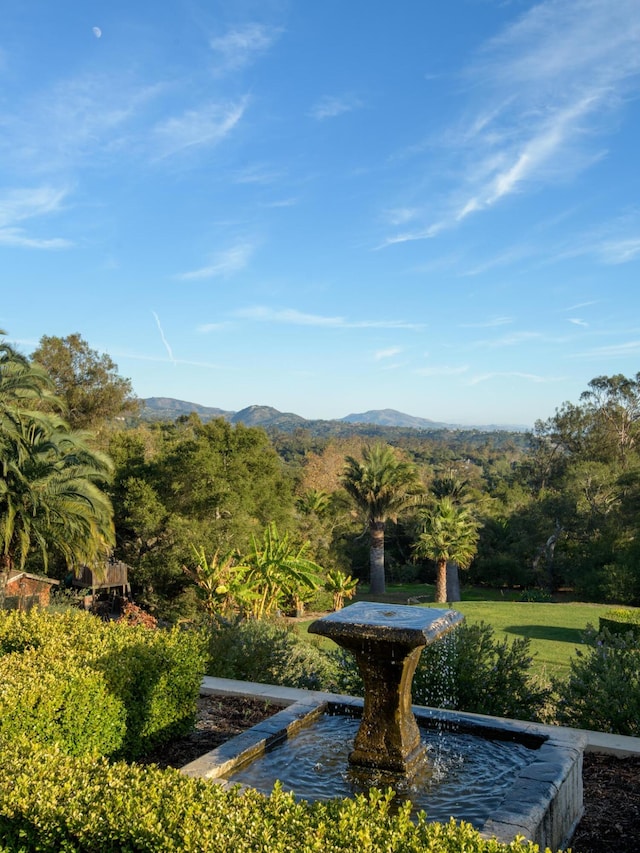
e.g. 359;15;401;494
414;497;480;602
0;416;115;604
31;333;138;431
341;443;423;594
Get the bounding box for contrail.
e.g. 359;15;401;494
152;311;177;365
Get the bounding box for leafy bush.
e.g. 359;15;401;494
412;621;551;720
0;608;207;760
0;738;556;852
555;626;640;735
207;618;342;690
94;622;207;759
0;648;125;758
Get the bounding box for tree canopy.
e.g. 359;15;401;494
32;333;138;431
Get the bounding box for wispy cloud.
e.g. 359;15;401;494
0;229;71;249
197;322;232;333
415;365;469;377
597;236;640;264
568;318;589;327
550;215;640;267
459;316;513;329
374;347;403;360
210;24;283;73
573;340;640;358
176;242;256;280
0;186;72;249
153;98;248;159
0;186;68;227
2;74;164;175
382;0;640;244
309;94;362;121
566;300;600;311
234;306;423;329
467;371;564;386
473;331;543;348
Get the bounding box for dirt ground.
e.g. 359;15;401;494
142;695;640;853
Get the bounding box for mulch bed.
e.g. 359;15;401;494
143;696;640;853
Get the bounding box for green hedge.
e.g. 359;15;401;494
0;739;561;852
599;608;640;638
0;609;207;760
0;648;125;758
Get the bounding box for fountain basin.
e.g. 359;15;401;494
181;689;585;851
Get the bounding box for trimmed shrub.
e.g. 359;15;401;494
207;618;342;691
0;648;125;758
555;626;640;736
0;608;208;760
93;624;207;759
0;738;557;852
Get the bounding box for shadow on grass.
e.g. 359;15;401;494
504;624;586;644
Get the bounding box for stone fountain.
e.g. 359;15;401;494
182;602;586;850
307;601;463;774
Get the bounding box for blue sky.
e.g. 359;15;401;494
2;0;640;427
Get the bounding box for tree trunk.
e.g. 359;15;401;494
435;558;448;603
446;562;461;602
0;553;13;611
369;520;386;595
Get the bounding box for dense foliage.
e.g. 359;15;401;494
0;742;555;853
555;626;640;736
0;335;115;601
6;326;640;618
207;618;343;691
31;333;138;430
0;608;207;759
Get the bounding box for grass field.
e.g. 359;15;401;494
301;585;623;680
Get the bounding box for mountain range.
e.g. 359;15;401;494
140;398;528;434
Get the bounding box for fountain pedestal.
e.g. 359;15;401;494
309;602;463;774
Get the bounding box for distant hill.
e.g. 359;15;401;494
341;408;449;430
230;405;307;430
140;398;528;434
141;397;232;421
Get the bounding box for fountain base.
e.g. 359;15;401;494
182;689;586;851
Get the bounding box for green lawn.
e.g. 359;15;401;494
300;586;622;680
432;600;611;678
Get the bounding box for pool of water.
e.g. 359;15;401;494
223;712;538;827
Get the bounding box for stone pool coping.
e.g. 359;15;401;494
178;676;638;850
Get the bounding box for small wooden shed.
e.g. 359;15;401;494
70;558;131;610
5;572;60;611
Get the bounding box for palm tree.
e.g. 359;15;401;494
0;418;115;604
0;333;61;460
413;497;480;603
342;444;423;595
